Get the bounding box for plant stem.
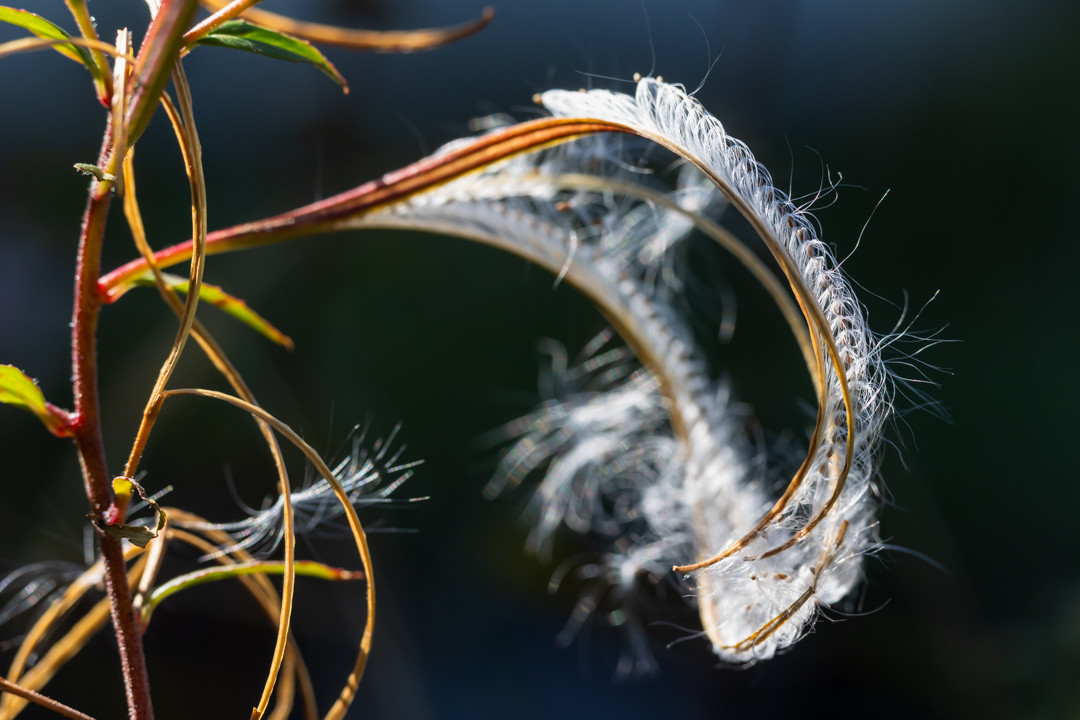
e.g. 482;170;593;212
70;128;155;720
63;0;113;106
182;0;262;46
0;674;97;720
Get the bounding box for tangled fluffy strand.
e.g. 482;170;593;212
186;425;419;557
362;77;890;664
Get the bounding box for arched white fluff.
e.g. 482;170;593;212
354;77;889;665
539;78;887;661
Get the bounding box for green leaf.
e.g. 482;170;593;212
0;365;69;436
0;7;96;70
195;19;347;91
133;273;294;350
144;560;362;623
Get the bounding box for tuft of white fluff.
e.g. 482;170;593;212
356;77;890;665
538;78;888;662
0;562;85;630
185;426;419;558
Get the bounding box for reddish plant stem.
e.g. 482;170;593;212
0;674;96;720
97;117;631;299
70;130;155;720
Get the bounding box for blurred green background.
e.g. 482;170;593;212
1;0;1078;717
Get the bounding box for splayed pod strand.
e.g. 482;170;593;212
98;77;892;665
355;77;890;663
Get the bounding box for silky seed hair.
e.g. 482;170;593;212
350;76;891;664
184;425;420;558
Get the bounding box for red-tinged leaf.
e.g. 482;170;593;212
198;0;494;54
134;272;294;349
0;365;70;436
195;19;347;91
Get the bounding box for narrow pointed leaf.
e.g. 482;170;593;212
0;365;70;436
133;272;294;349
0;7;96;69
144;560;362;623
195;19;347;91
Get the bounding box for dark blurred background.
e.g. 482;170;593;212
1;0;1078;718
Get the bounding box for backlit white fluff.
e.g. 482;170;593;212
185;426;419;557
538;78;888;661
357;77;889;664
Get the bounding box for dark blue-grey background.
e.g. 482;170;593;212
1;1;1077;717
